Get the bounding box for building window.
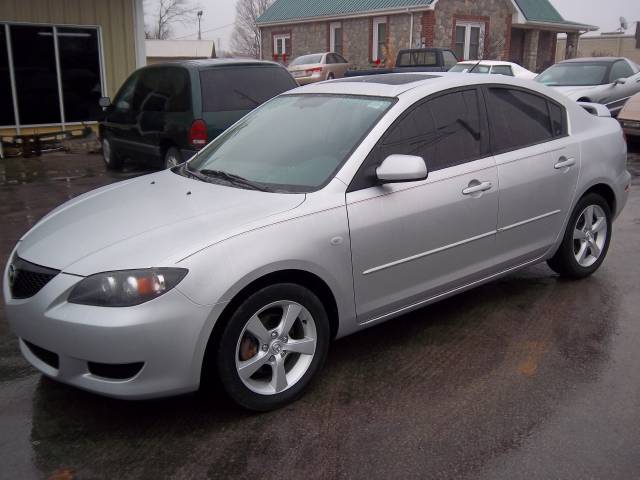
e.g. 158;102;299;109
372;17;387;63
1;22;105;130
330;22;343;55
454;22;484;60
273;33;291;62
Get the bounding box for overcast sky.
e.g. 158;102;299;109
152;0;640;52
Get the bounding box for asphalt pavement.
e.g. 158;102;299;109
1;149;639;480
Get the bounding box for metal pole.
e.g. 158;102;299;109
52;26;66;131
197;11;203;40
5;24;21;135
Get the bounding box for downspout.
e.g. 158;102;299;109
258;25;263;60
409;10;414;48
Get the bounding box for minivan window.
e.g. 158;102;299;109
187;94;394;192
487;88;553;152
200;66;297;112
133;67;190;112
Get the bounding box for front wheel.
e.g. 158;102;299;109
102;137;123;170
547;193;612;278
164;147;183;169
215;284;330;411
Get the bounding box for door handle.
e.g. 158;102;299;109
462;181;493;195
554;156;576;169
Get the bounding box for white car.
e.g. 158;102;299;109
449;60;537;79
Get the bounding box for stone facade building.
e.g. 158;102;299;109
257;0;596;72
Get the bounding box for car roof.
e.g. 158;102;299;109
560;57;625;64
287;72;562;100
142;58;284;70
456;60;515;66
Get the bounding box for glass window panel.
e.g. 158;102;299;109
11;25;60;124
57;27;102;122
377;23;386;61
455;26;465;60
0;27;15;126
334;28;343;55
469;27;480;60
487;88;553;152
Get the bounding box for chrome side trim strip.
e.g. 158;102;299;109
362;230;496;276
360;255;544;326
497;209;561;233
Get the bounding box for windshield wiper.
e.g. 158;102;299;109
198;169;271;192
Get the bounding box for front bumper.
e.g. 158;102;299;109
3;268;216;399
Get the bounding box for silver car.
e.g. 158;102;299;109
536;57;640;116
4;73;631;411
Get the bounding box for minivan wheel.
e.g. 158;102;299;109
216;283;330;411
164;147;182;169
547;193;612;279
102;138;123;170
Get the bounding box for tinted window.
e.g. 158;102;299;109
326;54;338;64
200;66;296;112
350;89;484;191
133;67;190;112
610;60;634;82
491;65;513;76
113;73;139;112
0;27;15;126
549;102;565;137
335;54;348;64
58;27;103;122
443;51;458;69
10;25;60;124
487;88;553;152
397;51;437;67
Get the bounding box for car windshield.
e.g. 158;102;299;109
290;54;324;66
397;51;437;67
536;62;610;86
449;63;491;73
185;94;394;192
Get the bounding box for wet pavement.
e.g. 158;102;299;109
1;151;640;480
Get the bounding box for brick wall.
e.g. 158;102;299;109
431;0;514;60
260;13;421;69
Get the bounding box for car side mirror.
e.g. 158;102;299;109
376;154;428;184
99;96;112;109
613;78;627;86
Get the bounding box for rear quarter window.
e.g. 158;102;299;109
200;66;297;112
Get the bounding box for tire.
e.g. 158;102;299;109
547;193;612;279
215;283;330;411
327;73;335;80
102;137;124;171
164;147;183;169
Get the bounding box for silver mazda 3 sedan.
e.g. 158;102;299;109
3;73;631;410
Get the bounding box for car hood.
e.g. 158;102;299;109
17;170;305;275
549;84;610;100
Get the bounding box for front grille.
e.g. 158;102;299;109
24;340;60;369
8;256;60;299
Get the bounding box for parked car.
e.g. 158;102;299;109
618;91;640;141
5;73;630;411
98;59;298;170
449;60;536;79
288;52;351;84
344;48;458;77
536;57;640;116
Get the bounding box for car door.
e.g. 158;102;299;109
603;60;640;115
102;71;140;159
346;88;499;323
334;53;350;78
484;86;579;268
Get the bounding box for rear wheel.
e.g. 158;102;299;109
327;73;335;80
547;193;612;278
164;147;182;169
215;284;330;411
102;137;123;170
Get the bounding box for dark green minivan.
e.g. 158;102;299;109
98;59;297;170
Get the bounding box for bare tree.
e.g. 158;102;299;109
231;0;273;58
145;0;200;40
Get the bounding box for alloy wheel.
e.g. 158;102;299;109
573;204;608;268
235;300;317;395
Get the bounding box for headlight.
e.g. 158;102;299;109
68;268;188;307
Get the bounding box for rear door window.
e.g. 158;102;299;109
486;87;555;153
200;66;297;112
490;65;514;76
